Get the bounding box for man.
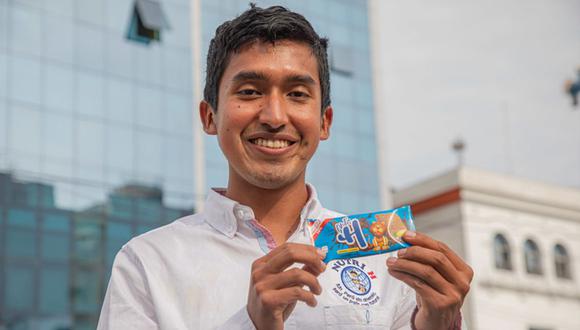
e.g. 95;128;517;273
98;5;473;329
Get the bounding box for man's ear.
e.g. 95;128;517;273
320;106;333;141
199;100;217;135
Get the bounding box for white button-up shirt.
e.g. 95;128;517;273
97;185;418;329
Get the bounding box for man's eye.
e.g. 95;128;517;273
288;91;309;98
237;89;260;96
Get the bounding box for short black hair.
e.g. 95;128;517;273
203;4;330;112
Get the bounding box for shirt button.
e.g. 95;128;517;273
241;210;252;220
235;209;244;219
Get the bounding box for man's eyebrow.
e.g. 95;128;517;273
284;74;316;86
231;71;268;83
231;71;316;86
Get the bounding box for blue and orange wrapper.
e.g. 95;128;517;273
307;205;416;263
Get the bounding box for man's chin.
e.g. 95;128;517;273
244;170;303;190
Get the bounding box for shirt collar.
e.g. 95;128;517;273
203;183;324;238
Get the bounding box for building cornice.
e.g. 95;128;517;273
395;167;580;221
479;278;580;302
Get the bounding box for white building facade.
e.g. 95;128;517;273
394;167;580;330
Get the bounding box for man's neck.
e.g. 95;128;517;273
225;173;309;246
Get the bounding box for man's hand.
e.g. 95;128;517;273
247;243;327;330
386;231;474;330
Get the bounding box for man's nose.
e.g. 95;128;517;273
258;91;288;130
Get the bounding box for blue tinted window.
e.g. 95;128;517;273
0;52;7;99
72;269;100;314
77;119;105;167
77;72;105;118
6;228;36;258
76;24;104;71
43;111;75;161
105;36;133;79
329;1;349;24
42;233;70;262
44;212;71;232
46;0;74;17
352;5;368;29
74;216;103;261
106;239;125;268
77;0;104;25
40;267;69;314
136;85;163;130
0;3;6;50
0;206;3;250
9;182;37;206
7;208;36;228
106;78;134;124
106;0;133;32
44;63;74;112
135;130;163;177
110;195;134;219
106;222;132;265
163;49;191;91
165;209;183;222
135;43;162;84
45;15;74;64
164;91;192;136
360;193;380;213
357;111;375;136
163;3;189;47
105;124;134;171
165;136;194;182
107;221;132;239
9;103;42;155
136;224;156;235
332;73;354;104
10;5;42;57
334;132;357;159
354;81;373;109
10;56;41;104
5;265;35;310
39;184;55;208
136;199;162;223
205;135;226;165
358;135;377;163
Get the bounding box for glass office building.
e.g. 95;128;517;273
0;0;378;329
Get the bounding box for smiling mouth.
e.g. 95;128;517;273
249;138;296;149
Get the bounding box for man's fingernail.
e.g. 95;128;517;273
398;248;407;256
387;257;397;266
404;231;416;238
317;247;327;258
320;261;327;271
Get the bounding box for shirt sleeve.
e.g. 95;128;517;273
215;306;256;330
97;245;158;330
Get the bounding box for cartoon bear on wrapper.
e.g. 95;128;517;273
369;220;389;251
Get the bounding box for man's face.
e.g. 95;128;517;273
201;40;332;190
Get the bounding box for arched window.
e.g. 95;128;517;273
493;234;512;270
554;244;572;279
524;239;543;275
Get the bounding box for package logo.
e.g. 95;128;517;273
341;266;371;295
330;258;380;306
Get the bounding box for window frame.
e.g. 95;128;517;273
524;239;543;275
554;243;572;280
493;233;513;271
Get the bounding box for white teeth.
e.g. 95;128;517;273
252;138;291;149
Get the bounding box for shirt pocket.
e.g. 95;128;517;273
323;305;394;330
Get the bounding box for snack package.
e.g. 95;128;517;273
307;205;416;263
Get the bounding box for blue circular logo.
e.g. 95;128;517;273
340;266;371;295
